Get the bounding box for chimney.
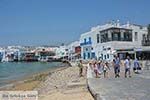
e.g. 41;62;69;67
127;21;130;27
116;20;120;27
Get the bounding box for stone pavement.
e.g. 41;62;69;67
87;66;150;100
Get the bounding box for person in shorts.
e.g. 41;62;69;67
103;62;110;78
78;60;84;77
113;55;121;78
124;56;131;78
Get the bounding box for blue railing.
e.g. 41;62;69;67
80;41;92;46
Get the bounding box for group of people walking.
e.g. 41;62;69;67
78;55;142;78
88;60;110;78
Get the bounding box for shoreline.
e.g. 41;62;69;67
0;64;69;91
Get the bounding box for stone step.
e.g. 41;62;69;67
67;82;85;88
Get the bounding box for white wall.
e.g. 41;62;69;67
79;21;148;61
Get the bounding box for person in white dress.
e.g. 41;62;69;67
87;62;93;78
103;62;110;78
97;61;103;77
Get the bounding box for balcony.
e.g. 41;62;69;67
101;37;132;43
142;35;150;46
80;41;92;46
142;40;150;46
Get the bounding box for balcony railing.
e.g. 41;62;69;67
142;35;150;46
101;37;132;43
142;40;150;46
80;41;92;46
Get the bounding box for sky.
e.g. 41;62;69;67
0;0;150;46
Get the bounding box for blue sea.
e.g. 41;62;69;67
0;62;65;88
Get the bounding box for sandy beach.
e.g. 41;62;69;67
37;65;93;100
1;64;93;100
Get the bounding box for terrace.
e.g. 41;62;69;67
100;27;132;43
142;34;150;46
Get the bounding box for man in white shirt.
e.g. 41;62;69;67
124;56;131;78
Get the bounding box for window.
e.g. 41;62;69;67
84;38;86;43
65;49;68;51
108;48;111;50
112;32;121;41
86;48;88;51
135;32;138;41
143;34;146;37
97;34;100;43
88;52;90;59
101;54;103;60
83;53;86;59
104;55;106;59
140;26;143;29
107;54;109;59
124;32;132;41
101;33;108;43
89;37;91;42
143;34;146;41
92;53;95;58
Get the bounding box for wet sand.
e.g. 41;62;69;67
0;66;68;91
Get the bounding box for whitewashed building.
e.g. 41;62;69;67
67;41;81;61
80;20;150;61
80;30;95;60
55;46;68;59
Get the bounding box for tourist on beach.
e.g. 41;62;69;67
133;58;140;73
96;60;103;77
78;60;84;77
113;55;121;78
87;62;93;78
124;56;131;78
93;61;98;78
103;62;110;78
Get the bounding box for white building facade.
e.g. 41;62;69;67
67;41;81;61
55;46;68;58
80;20;150;61
80;31;95;60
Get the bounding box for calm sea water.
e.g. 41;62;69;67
0;62;65;87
